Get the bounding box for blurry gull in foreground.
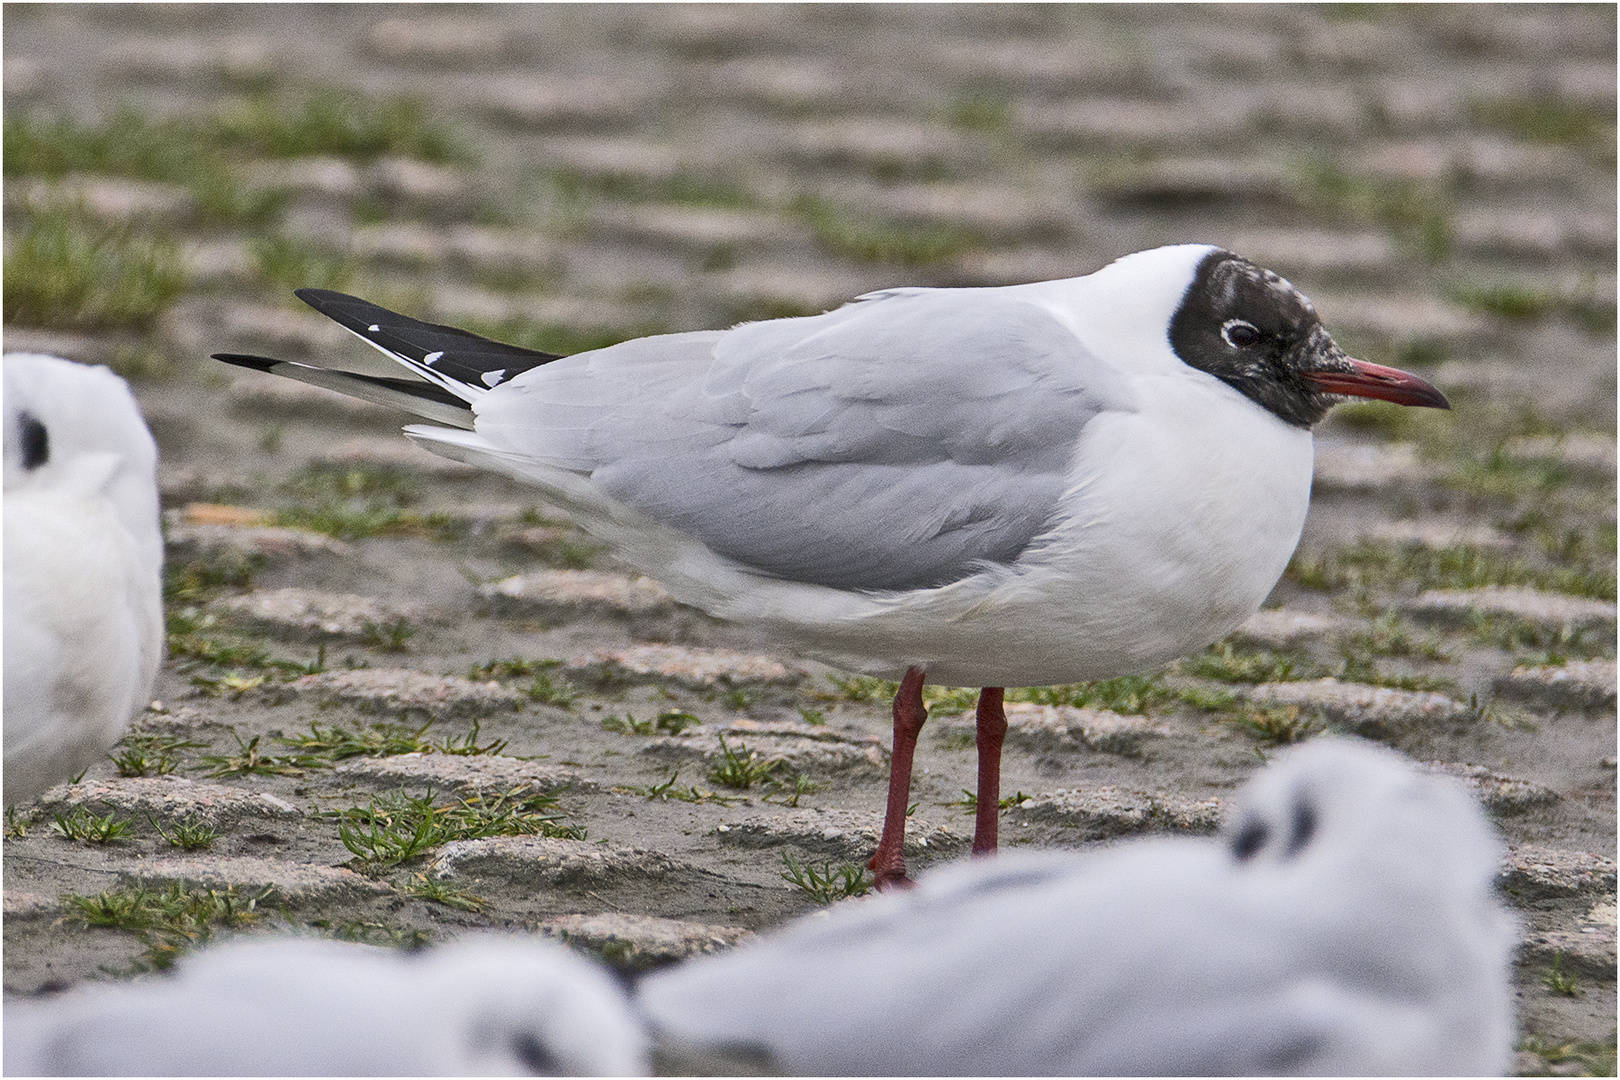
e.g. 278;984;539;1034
4;353;162;805
636;738;1516;1076
4;934;649;1076
213;246;1449;885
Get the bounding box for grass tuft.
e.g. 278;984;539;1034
211;88;468;164
149;814;219;851
525;673;579;708
361;617;417;653
1287;540;1616;602
1012;675;1172;714
276;719;432;760
763;773;822;808
51;806;134;844
781;853;871;903
333;786;582;871
941;789;1031;813
1290;157;1450;262
707;735;784;789
4;204;186;330
1516;1034;1616;1077
1179;642;1318;684
1542;952;1582;997
196;732;323;778
253;234;355;293
798;198;983;267
110;733;205;777
1225;706;1318;746
400;872;486;912
63;882;265;969
622;768;743;806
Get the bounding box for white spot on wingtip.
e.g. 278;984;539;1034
481;369;506;387
368;324;381;332
423;351;445;366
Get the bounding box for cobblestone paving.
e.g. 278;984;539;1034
4;5;1615;1073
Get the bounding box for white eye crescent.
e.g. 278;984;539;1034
1222;319;1262;348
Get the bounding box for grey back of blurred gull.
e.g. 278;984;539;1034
5;935;649;1076
636;739;1516;1076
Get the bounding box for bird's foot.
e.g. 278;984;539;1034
871;867;917;891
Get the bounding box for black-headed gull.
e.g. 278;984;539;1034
214;245;1449;885
4;934;649;1075
4;354;162;806
635;738;1516;1076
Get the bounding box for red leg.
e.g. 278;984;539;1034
972;687;1007;856
867;666;928;890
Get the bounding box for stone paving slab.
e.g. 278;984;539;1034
8;174;196;222
1519;917;1617;981
566;645;807;689
1236;678;1474;740
1311;294;1492;347
477;570;676;619
121;856;390;904
430;836;682;887
1403;587;1616;633
714;808;966;861
1231;609;1347;649
37;776;300;829
1214;228;1396;278
2;892;60;921
1503;434;1617;472
1361;519;1513;550
935;704;1171;757
1494;661;1618;712
275;669;529;719
314;436;484;478
211;588;430;642
641;721;888;777
225;370;400;423
165;522;356;563
1311;442;1441;493
586;204;798;253
1501;845;1618;901
538;912;752;972
333;752;587;796
1420;761;1561;816
1018;786;1225;839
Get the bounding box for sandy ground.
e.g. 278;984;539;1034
4;5;1616;1074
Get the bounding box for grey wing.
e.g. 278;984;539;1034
477;291;1132;591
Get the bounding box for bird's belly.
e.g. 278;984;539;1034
767;396;1315;687
937;402;1313;685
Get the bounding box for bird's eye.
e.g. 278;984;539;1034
19;412;49;471
1231;818;1269;861
1221;319;1262;349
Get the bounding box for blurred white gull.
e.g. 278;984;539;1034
636;738;1517;1076
4;353;162;805
4;934;650;1076
213;247;1449;885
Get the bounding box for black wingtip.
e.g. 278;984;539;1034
294;288;357;310
212;352;283;373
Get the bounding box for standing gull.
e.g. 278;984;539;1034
214;245;1449;885
635;738;1518;1076
4;354;163;806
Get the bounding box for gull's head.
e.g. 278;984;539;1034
3;353;159;536
1160;248;1450;428
1223;737;1502;896
429;937;650;1076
